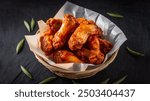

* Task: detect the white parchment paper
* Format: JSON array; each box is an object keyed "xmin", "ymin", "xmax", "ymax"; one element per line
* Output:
[{"xmin": 25, "ymin": 1, "xmax": 127, "ymax": 71}]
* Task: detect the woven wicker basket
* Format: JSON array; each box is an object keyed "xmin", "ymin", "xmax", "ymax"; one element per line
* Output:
[{"xmin": 34, "ymin": 31, "xmax": 119, "ymax": 79}]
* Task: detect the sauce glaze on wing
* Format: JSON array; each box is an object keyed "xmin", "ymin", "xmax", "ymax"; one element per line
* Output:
[
  {"xmin": 52, "ymin": 14, "xmax": 79, "ymax": 49},
  {"xmin": 40, "ymin": 19, "xmax": 62, "ymax": 55},
  {"xmin": 68, "ymin": 22, "xmax": 102, "ymax": 51},
  {"xmin": 53, "ymin": 50, "xmax": 83, "ymax": 63}
]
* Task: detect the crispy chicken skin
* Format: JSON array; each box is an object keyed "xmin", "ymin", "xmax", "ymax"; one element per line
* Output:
[
  {"xmin": 88, "ymin": 35, "xmax": 104, "ymax": 64},
  {"xmin": 90, "ymin": 50, "xmax": 104, "ymax": 64},
  {"xmin": 40, "ymin": 34, "xmax": 53, "ymax": 56},
  {"xmin": 68, "ymin": 23, "xmax": 102, "ymax": 51},
  {"xmin": 76, "ymin": 36, "xmax": 104, "ymax": 64},
  {"xmin": 99, "ymin": 38, "xmax": 113, "ymax": 54},
  {"xmin": 53, "ymin": 50, "xmax": 83, "ymax": 63},
  {"xmin": 53, "ymin": 14, "xmax": 79, "ymax": 49},
  {"xmin": 75, "ymin": 48, "xmax": 104, "ymax": 64},
  {"xmin": 76, "ymin": 18, "xmax": 95, "ymax": 24},
  {"xmin": 88, "ymin": 35, "xmax": 100, "ymax": 51},
  {"xmin": 40, "ymin": 19, "xmax": 62, "ymax": 55},
  {"xmin": 75, "ymin": 48, "xmax": 93, "ymax": 63},
  {"xmin": 46, "ymin": 18, "xmax": 62, "ymax": 34}
]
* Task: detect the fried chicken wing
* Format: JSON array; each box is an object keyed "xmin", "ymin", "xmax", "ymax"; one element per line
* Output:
[
  {"xmin": 53, "ymin": 50, "xmax": 83, "ymax": 63},
  {"xmin": 76, "ymin": 18, "xmax": 102, "ymax": 35},
  {"xmin": 88, "ymin": 35, "xmax": 100, "ymax": 51},
  {"xmin": 53, "ymin": 14, "xmax": 79, "ymax": 49},
  {"xmin": 99, "ymin": 38, "xmax": 113, "ymax": 54},
  {"xmin": 40, "ymin": 19, "xmax": 62, "ymax": 55},
  {"xmin": 68, "ymin": 23, "xmax": 102, "ymax": 51},
  {"xmin": 46, "ymin": 18, "xmax": 62, "ymax": 35},
  {"xmin": 40, "ymin": 34, "xmax": 53, "ymax": 56},
  {"xmin": 75, "ymin": 48, "xmax": 104, "ymax": 64},
  {"xmin": 75, "ymin": 36, "xmax": 112, "ymax": 64},
  {"xmin": 75, "ymin": 48, "xmax": 92, "ymax": 63},
  {"xmin": 87, "ymin": 35, "xmax": 104, "ymax": 64}
]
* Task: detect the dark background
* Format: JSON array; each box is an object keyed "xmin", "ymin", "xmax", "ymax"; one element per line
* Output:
[{"xmin": 0, "ymin": 0, "xmax": 150, "ymax": 84}]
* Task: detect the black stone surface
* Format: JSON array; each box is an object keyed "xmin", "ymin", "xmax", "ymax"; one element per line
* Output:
[{"xmin": 0, "ymin": 0, "xmax": 150, "ymax": 84}]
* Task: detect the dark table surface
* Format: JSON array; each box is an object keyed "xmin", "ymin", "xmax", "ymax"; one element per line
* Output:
[{"xmin": 0, "ymin": 0, "xmax": 150, "ymax": 84}]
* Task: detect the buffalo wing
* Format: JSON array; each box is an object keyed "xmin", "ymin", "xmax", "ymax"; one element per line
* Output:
[
  {"xmin": 40, "ymin": 19, "xmax": 62, "ymax": 55},
  {"xmin": 53, "ymin": 50, "xmax": 83, "ymax": 63},
  {"xmin": 53, "ymin": 14, "xmax": 79, "ymax": 49},
  {"xmin": 99, "ymin": 38, "xmax": 113, "ymax": 54},
  {"xmin": 76, "ymin": 36, "xmax": 104, "ymax": 64},
  {"xmin": 68, "ymin": 22, "xmax": 102, "ymax": 51}
]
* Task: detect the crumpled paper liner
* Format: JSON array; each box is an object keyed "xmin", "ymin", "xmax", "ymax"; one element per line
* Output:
[{"xmin": 25, "ymin": 1, "xmax": 127, "ymax": 71}]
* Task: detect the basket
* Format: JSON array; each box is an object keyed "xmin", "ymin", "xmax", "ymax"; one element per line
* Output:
[{"xmin": 34, "ymin": 31, "xmax": 119, "ymax": 79}]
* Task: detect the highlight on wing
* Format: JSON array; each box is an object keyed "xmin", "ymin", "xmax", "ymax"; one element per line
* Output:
[{"xmin": 39, "ymin": 14, "xmax": 113, "ymax": 64}]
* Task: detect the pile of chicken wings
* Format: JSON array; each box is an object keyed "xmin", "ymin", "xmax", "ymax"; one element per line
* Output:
[{"xmin": 40, "ymin": 14, "xmax": 112, "ymax": 64}]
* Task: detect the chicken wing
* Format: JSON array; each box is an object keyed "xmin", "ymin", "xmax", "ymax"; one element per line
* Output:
[
  {"xmin": 75, "ymin": 35, "xmax": 105, "ymax": 64},
  {"xmin": 53, "ymin": 50, "xmax": 83, "ymax": 63},
  {"xmin": 68, "ymin": 23, "xmax": 102, "ymax": 51},
  {"xmin": 75, "ymin": 48, "xmax": 104, "ymax": 64},
  {"xmin": 87, "ymin": 35, "xmax": 104, "ymax": 64},
  {"xmin": 40, "ymin": 34, "xmax": 53, "ymax": 56},
  {"xmin": 88, "ymin": 35, "xmax": 100, "ymax": 51},
  {"xmin": 40, "ymin": 19, "xmax": 62, "ymax": 55},
  {"xmin": 79, "ymin": 36, "xmax": 113, "ymax": 64},
  {"xmin": 46, "ymin": 18, "xmax": 62, "ymax": 35},
  {"xmin": 99, "ymin": 38, "xmax": 113, "ymax": 54},
  {"xmin": 53, "ymin": 14, "xmax": 79, "ymax": 49},
  {"xmin": 76, "ymin": 18, "xmax": 102, "ymax": 35}
]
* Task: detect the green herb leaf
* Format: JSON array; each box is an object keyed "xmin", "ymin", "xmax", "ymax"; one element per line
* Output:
[
  {"xmin": 39, "ymin": 77, "xmax": 56, "ymax": 84},
  {"xmin": 100, "ymin": 78, "xmax": 110, "ymax": 84},
  {"xmin": 30, "ymin": 18, "xmax": 35, "ymax": 31},
  {"xmin": 72, "ymin": 80, "xmax": 79, "ymax": 84},
  {"xmin": 127, "ymin": 47, "xmax": 144, "ymax": 57},
  {"xmin": 112, "ymin": 75, "xmax": 127, "ymax": 84},
  {"xmin": 107, "ymin": 12, "xmax": 124, "ymax": 18},
  {"xmin": 20, "ymin": 65, "xmax": 33, "ymax": 79},
  {"xmin": 16, "ymin": 38, "xmax": 25, "ymax": 54},
  {"xmin": 24, "ymin": 20, "xmax": 30, "ymax": 32}
]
